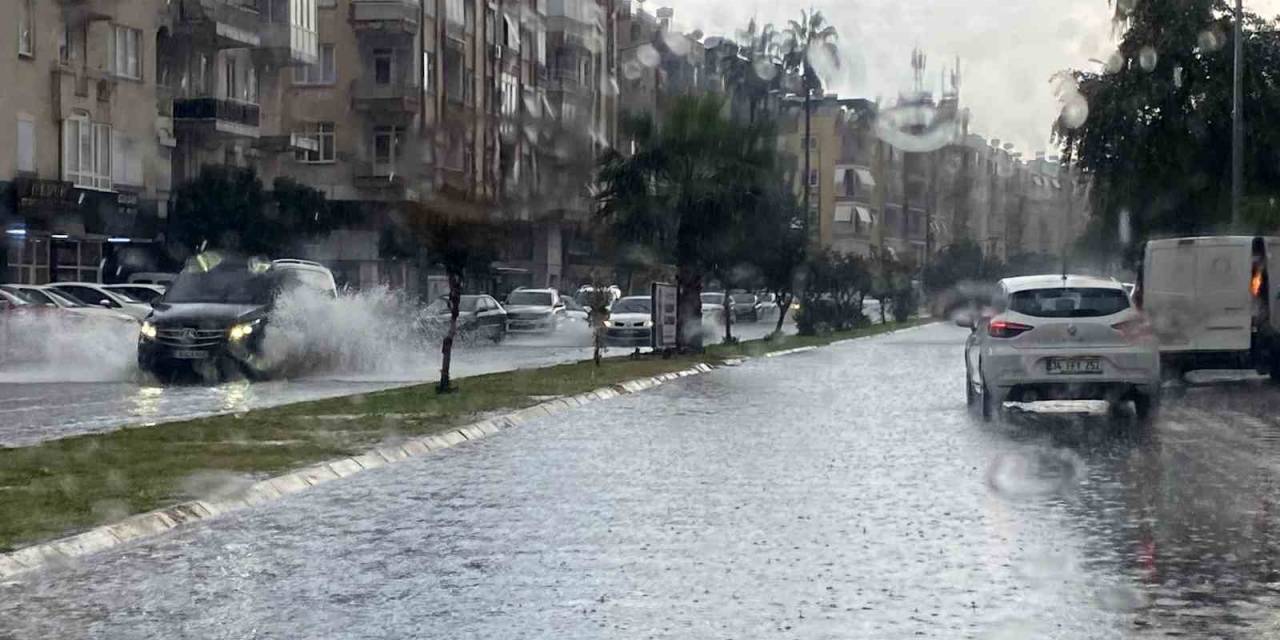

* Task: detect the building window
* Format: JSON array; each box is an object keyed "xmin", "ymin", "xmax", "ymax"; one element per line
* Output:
[
  {"xmin": 485, "ymin": 8, "xmax": 496, "ymax": 44},
  {"xmin": 18, "ymin": 0, "xmax": 34, "ymax": 57},
  {"xmin": 16, "ymin": 117, "xmax": 35, "ymax": 174},
  {"xmin": 62, "ymin": 116, "xmax": 112, "ymax": 190},
  {"xmin": 224, "ymin": 57, "xmax": 237, "ymax": 100},
  {"xmin": 111, "ymin": 26, "xmax": 141, "ymax": 79},
  {"xmin": 373, "ymin": 49, "xmax": 393, "ymax": 84},
  {"xmin": 60, "ymin": 24, "xmax": 85, "ymax": 65},
  {"xmin": 297, "ymin": 122, "xmax": 335, "ymax": 163},
  {"xmin": 464, "ymin": 0, "xmax": 475, "ymax": 33},
  {"xmin": 843, "ymin": 169, "xmax": 856, "ymax": 197},
  {"xmin": 7, "ymin": 237, "xmax": 50, "ymax": 285},
  {"xmin": 294, "ymin": 43, "xmax": 335, "ymax": 84},
  {"xmin": 464, "ymin": 69, "xmax": 475, "ymax": 105},
  {"xmin": 110, "ymin": 131, "xmax": 144, "ymax": 186},
  {"xmin": 808, "ymin": 169, "xmax": 819, "ymax": 187},
  {"xmin": 372, "ymin": 125, "xmax": 404, "ymax": 174}
]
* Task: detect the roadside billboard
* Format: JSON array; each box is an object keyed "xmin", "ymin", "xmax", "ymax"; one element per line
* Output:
[{"xmin": 652, "ymin": 282, "xmax": 678, "ymax": 350}]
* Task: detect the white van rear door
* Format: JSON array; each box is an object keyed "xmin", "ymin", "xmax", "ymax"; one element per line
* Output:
[
  {"xmin": 1266, "ymin": 237, "xmax": 1280, "ymax": 326},
  {"xmin": 1144, "ymin": 240, "xmax": 1198, "ymax": 349},
  {"xmin": 1193, "ymin": 238, "xmax": 1252, "ymax": 352}
]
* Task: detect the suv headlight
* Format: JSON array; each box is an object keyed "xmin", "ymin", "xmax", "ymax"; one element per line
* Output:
[
  {"xmin": 139, "ymin": 321, "xmax": 157, "ymax": 340},
  {"xmin": 228, "ymin": 319, "xmax": 261, "ymax": 341}
]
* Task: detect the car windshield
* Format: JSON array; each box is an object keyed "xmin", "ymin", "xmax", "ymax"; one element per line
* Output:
[
  {"xmin": 1, "ymin": 287, "xmax": 45, "ymax": 305},
  {"xmin": 426, "ymin": 297, "xmax": 479, "ymax": 314},
  {"xmin": 507, "ymin": 291, "xmax": 553, "ymax": 306},
  {"xmin": 564, "ymin": 298, "xmax": 585, "ymax": 312},
  {"xmin": 612, "ymin": 298, "xmax": 651, "ymax": 314},
  {"xmin": 1008, "ymin": 287, "xmax": 1130, "ymax": 318},
  {"xmin": 732, "ymin": 294, "xmax": 755, "ymax": 303},
  {"xmin": 162, "ymin": 267, "xmax": 280, "ymax": 305},
  {"xmin": 114, "ymin": 287, "xmax": 162, "ymax": 303},
  {"xmin": 42, "ymin": 289, "xmax": 87, "ymax": 308},
  {"xmin": 701, "ymin": 293, "xmax": 725, "ymax": 305}
]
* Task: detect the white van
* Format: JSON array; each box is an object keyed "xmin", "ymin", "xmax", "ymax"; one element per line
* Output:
[{"xmin": 1139, "ymin": 236, "xmax": 1279, "ymax": 377}]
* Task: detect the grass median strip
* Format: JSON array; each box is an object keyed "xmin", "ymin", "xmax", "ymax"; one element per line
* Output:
[{"xmin": 0, "ymin": 319, "xmax": 929, "ymax": 553}]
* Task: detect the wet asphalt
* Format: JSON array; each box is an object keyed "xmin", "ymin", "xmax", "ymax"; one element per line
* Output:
[{"xmin": 4, "ymin": 323, "xmax": 1280, "ymax": 638}]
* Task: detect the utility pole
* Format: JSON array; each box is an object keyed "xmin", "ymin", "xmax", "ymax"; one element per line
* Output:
[{"xmin": 1231, "ymin": 0, "xmax": 1244, "ymax": 230}]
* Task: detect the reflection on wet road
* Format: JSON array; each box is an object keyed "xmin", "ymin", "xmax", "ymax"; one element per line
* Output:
[
  {"xmin": 0, "ymin": 322, "xmax": 786, "ymax": 447},
  {"xmin": 5, "ymin": 323, "xmax": 1280, "ymax": 638}
]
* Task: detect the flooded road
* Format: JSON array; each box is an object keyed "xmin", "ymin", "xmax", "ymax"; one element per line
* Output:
[
  {"xmin": 0, "ymin": 321, "xmax": 786, "ymax": 447},
  {"xmin": 5, "ymin": 323, "xmax": 1280, "ymax": 638}
]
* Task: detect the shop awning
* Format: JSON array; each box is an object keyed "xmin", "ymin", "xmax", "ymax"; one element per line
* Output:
[{"xmin": 854, "ymin": 206, "xmax": 874, "ymax": 224}]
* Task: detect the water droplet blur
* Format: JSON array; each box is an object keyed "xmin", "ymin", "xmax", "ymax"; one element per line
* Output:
[
  {"xmin": 1116, "ymin": 0, "xmax": 1137, "ymax": 15},
  {"xmin": 1095, "ymin": 583, "xmax": 1149, "ymax": 612},
  {"xmin": 91, "ymin": 499, "xmax": 131, "ymax": 524},
  {"xmin": 874, "ymin": 103, "xmax": 963, "ymax": 153},
  {"xmin": 1173, "ymin": 64, "xmax": 1184, "ymax": 88},
  {"xmin": 985, "ymin": 449, "xmax": 1084, "ymax": 500},
  {"xmin": 1139, "ymin": 46, "xmax": 1158, "ymax": 72},
  {"xmin": 752, "ymin": 58, "xmax": 777, "ymax": 82},
  {"xmin": 636, "ymin": 44, "xmax": 660, "ymax": 69},
  {"xmin": 622, "ymin": 59, "xmax": 643, "ymax": 81},
  {"xmin": 1197, "ymin": 29, "xmax": 1225, "ymax": 53},
  {"xmin": 660, "ymin": 31, "xmax": 690, "ymax": 58},
  {"xmin": 1119, "ymin": 208, "xmax": 1132, "ymax": 244},
  {"xmin": 1059, "ymin": 92, "xmax": 1089, "ymax": 130},
  {"xmin": 805, "ymin": 43, "xmax": 839, "ymax": 86}
]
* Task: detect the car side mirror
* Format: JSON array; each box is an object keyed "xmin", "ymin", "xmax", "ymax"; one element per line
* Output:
[{"xmin": 99, "ymin": 299, "xmax": 114, "ymax": 308}]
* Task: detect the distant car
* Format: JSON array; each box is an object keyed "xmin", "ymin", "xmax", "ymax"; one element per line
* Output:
[
  {"xmin": 756, "ymin": 292, "xmax": 781, "ymax": 323},
  {"xmin": 730, "ymin": 292, "xmax": 759, "ymax": 322},
  {"xmin": 963, "ymin": 274, "xmax": 1160, "ymax": 421},
  {"xmin": 504, "ymin": 288, "xmax": 565, "ymax": 334},
  {"xmin": 700, "ymin": 292, "xmax": 727, "ymax": 324},
  {"xmin": 605, "ymin": 296, "xmax": 653, "ymax": 347},
  {"xmin": 422, "ymin": 294, "xmax": 507, "ymax": 343},
  {"xmin": 3, "ymin": 285, "xmax": 136, "ymax": 324},
  {"xmin": 104, "ymin": 283, "xmax": 166, "ymax": 304},
  {"xmin": 46, "ymin": 282, "xmax": 152, "ymax": 321},
  {"xmin": 137, "ymin": 257, "xmax": 338, "ymax": 379}
]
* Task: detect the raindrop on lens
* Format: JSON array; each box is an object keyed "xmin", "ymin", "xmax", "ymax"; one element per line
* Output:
[
  {"xmin": 622, "ymin": 59, "xmax": 643, "ymax": 80},
  {"xmin": 1104, "ymin": 51, "xmax": 1124, "ymax": 73},
  {"xmin": 1172, "ymin": 64, "xmax": 1183, "ymax": 88},
  {"xmin": 1116, "ymin": 0, "xmax": 1137, "ymax": 14},
  {"xmin": 752, "ymin": 58, "xmax": 777, "ymax": 82},
  {"xmin": 661, "ymin": 31, "xmax": 690, "ymax": 57},
  {"xmin": 1119, "ymin": 208, "xmax": 1132, "ymax": 245},
  {"xmin": 1138, "ymin": 46, "xmax": 1157, "ymax": 72},
  {"xmin": 1197, "ymin": 29, "xmax": 1223, "ymax": 53},
  {"xmin": 636, "ymin": 44, "xmax": 660, "ymax": 68},
  {"xmin": 1059, "ymin": 93, "xmax": 1089, "ymax": 129}
]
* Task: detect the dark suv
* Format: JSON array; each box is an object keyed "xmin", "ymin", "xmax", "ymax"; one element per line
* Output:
[{"xmin": 137, "ymin": 257, "xmax": 336, "ymax": 380}]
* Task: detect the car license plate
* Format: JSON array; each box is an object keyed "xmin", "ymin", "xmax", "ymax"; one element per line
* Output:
[
  {"xmin": 1046, "ymin": 357, "xmax": 1102, "ymax": 374},
  {"xmin": 172, "ymin": 349, "xmax": 209, "ymax": 360}
]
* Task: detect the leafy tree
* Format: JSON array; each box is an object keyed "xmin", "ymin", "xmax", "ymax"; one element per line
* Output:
[
  {"xmin": 170, "ymin": 167, "xmax": 348, "ymax": 260},
  {"xmin": 1055, "ymin": 0, "xmax": 1280, "ymax": 263},
  {"xmin": 411, "ymin": 209, "xmax": 504, "ymax": 393},
  {"xmin": 922, "ymin": 239, "xmax": 991, "ymax": 293},
  {"xmin": 783, "ymin": 10, "xmax": 839, "ymax": 229},
  {"xmin": 597, "ymin": 95, "xmax": 778, "ymax": 351},
  {"xmin": 748, "ymin": 188, "xmax": 807, "ymax": 334}
]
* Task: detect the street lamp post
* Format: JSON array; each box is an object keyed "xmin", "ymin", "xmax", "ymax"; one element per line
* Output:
[{"xmin": 1232, "ymin": 0, "xmax": 1244, "ymax": 230}]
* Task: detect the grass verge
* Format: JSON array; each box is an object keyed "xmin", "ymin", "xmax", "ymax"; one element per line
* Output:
[{"xmin": 0, "ymin": 318, "xmax": 930, "ymax": 552}]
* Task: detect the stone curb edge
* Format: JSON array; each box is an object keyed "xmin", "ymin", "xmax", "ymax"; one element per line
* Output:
[
  {"xmin": 0, "ymin": 362, "xmax": 716, "ymax": 581},
  {"xmin": 0, "ymin": 321, "xmax": 935, "ymax": 580}
]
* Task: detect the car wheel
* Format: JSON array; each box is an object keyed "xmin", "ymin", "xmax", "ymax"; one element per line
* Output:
[
  {"xmin": 979, "ymin": 370, "xmax": 999, "ymax": 422},
  {"xmin": 1269, "ymin": 349, "xmax": 1280, "ymax": 383},
  {"xmin": 965, "ymin": 361, "xmax": 977, "ymax": 407},
  {"xmin": 492, "ymin": 325, "xmax": 506, "ymax": 344},
  {"xmin": 1133, "ymin": 391, "xmax": 1160, "ymax": 422}
]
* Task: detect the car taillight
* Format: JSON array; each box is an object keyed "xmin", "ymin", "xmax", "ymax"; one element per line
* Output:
[
  {"xmin": 988, "ymin": 320, "xmax": 1033, "ymax": 338},
  {"xmin": 1112, "ymin": 317, "xmax": 1154, "ymax": 340},
  {"xmin": 1252, "ymin": 265, "xmax": 1264, "ymax": 298}
]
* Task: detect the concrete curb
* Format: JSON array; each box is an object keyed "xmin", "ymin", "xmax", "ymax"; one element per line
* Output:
[
  {"xmin": 0, "ymin": 323, "xmax": 932, "ymax": 581},
  {"xmin": 0, "ymin": 363, "xmax": 715, "ymax": 581}
]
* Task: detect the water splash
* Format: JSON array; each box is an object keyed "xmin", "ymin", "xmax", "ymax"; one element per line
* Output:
[{"xmin": 0, "ymin": 311, "xmax": 140, "ymax": 383}]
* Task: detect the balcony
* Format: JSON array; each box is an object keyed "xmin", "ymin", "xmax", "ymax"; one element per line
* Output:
[
  {"xmin": 353, "ymin": 162, "xmax": 418, "ymax": 200},
  {"xmin": 350, "ymin": 0, "xmax": 419, "ymax": 35},
  {"xmin": 173, "ymin": 97, "xmax": 260, "ymax": 137},
  {"xmin": 175, "ymin": 0, "xmax": 263, "ymax": 49},
  {"xmin": 58, "ymin": 0, "xmax": 116, "ymax": 22},
  {"xmin": 352, "ymin": 78, "xmax": 421, "ymax": 116},
  {"xmin": 259, "ymin": 20, "xmax": 318, "ymax": 65}
]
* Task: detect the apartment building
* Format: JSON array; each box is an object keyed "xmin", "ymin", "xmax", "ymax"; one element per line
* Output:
[{"xmin": 2, "ymin": 0, "xmax": 173, "ymax": 284}]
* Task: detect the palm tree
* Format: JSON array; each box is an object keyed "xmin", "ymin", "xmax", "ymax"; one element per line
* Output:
[
  {"xmin": 597, "ymin": 95, "xmax": 777, "ymax": 351},
  {"xmin": 783, "ymin": 9, "xmax": 839, "ymax": 239}
]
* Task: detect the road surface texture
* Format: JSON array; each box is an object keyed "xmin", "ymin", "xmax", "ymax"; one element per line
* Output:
[
  {"xmin": 6, "ymin": 323, "xmax": 1279, "ymax": 638},
  {"xmin": 0, "ymin": 320, "xmax": 786, "ymax": 448}
]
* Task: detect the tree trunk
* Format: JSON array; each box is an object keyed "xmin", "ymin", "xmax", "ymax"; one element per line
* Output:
[
  {"xmin": 773, "ymin": 293, "xmax": 791, "ymax": 334},
  {"xmin": 803, "ymin": 91, "xmax": 813, "ymax": 243},
  {"xmin": 438, "ymin": 270, "xmax": 462, "ymax": 393},
  {"xmin": 676, "ymin": 264, "xmax": 704, "ymax": 352}
]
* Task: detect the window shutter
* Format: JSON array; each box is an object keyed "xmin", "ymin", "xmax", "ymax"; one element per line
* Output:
[
  {"xmin": 17, "ymin": 119, "xmax": 35, "ymax": 173},
  {"xmin": 112, "ymin": 130, "xmax": 126, "ymax": 184},
  {"xmin": 62, "ymin": 120, "xmax": 75, "ymax": 181}
]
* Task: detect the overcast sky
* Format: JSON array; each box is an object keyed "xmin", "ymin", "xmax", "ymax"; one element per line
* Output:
[{"xmin": 652, "ymin": 0, "xmax": 1280, "ymax": 157}]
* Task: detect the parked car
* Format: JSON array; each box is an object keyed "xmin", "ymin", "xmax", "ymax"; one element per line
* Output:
[
  {"xmin": 2, "ymin": 285, "xmax": 136, "ymax": 324},
  {"xmin": 604, "ymin": 296, "xmax": 653, "ymax": 347},
  {"xmin": 756, "ymin": 292, "xmax": 782, "ymax": 323},
  {"xmin": 104, "ymin": 283, "xmax": 166, "ymax": 304},
  {"xmin": 504, "ymin": 288, "xmax": 565, "ymax": 334},
  {"xmin": 701, "ymin": 292, "xmax": 727, "ymax": 324},
  {"xmin": 126, "ymin": 272, "xmax": 177, "ymax": 286},
  {"xmin": 562, "ymin": 297, "xmax": 590, "ymax": 324},
  {"xmin": 731, "ymin": 292, "xmax": 760, "ymax": 322},
  {"xmin": 962, "ymin": 274, "xmax": 1160, "ymax": 421},
  {"xmin": 1138, "ymin": 235, "xmax": 1280, "ymax": 378},
  {"xmin": 46, "ymin": 282, "xmax": 152, "ymax": 321},
  {"xmin": 422, "ymin": 294, "xmax": 507, "ymax": 343},
  {"xmin": 137, "ymin": 257, "xmax": 338, "ymax": 379}
]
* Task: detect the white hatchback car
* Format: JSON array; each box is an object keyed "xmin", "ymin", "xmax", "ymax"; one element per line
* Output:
[{"xmin": 963, "ymin": 275, "xmax": 1161, "ymax": 421}]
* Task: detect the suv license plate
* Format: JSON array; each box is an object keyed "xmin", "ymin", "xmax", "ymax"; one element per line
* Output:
[
  {"xmin": 172, "ymin": 349, "xmax": 209, "ymax": 360},
  {"xmin": 1046, "ymin": 357, "xmax": 1102, "ymax": 375}
]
